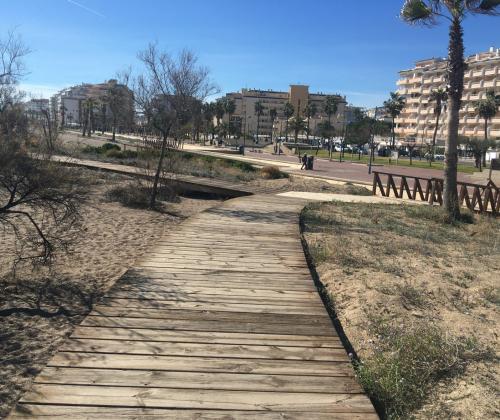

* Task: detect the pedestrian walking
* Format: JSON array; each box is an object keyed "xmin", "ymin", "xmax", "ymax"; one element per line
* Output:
[{"xmin": 301, "ymin": 153, "xmax": 308, "ymax": 170}]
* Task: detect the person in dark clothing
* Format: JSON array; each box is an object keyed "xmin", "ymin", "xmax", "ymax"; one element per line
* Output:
[
  {"xmin": 307, "ymin": 155, "xmax": 314, "ymax": 170},
  {"xmin": 301, "ymin": 154, "xmax": 308, "ymax": 170}
]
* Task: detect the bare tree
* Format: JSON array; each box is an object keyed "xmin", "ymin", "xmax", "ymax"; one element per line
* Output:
[
  {"xmin": 0, "ymin": 31, "xmax": 30, "ymax": 141},
  {"xmin": 0, "ymin": 141, "xmax": 87, "ymax": 267},
  {"xmin": 134, "ymin": 44, "xmax": 218, "ymax": 208},
  {"xmin": 0, "ymin": 30, "xmax": 30, "ymax": 83},
  {"xmin": 0, "ymin": 31, "xmax": 87, "ymax": 266}
]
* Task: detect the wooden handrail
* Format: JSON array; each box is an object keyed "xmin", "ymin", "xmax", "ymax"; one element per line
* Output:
[{"xmin": 372, "ymin": 171, "xmax": 499, "ymax": 216}]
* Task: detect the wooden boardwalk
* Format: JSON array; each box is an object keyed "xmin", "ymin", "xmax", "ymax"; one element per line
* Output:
[{"xmin": 10, "ymin": 194, "xmax": 377, "ymax": 419}]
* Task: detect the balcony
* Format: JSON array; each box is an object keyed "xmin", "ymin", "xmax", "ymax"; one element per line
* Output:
[
  {"xmin": 406, "ymin": 97, "xmax": 420, "ymax": 104},
  {"xmin": 483, "ymin": 80, "xmax": 497, "ymax": 89},
  {"xmin": 485, "ymin": 68, "xmax": 498, "ymax": 77},
  {"xmin": 409, "ymin": 77, "xmax": 422, "ymax": 84}
]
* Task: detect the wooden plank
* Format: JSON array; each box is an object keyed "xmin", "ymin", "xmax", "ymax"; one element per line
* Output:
[
  {"xmin": 48, "ymin": 352, "xmax": 353, "ymax": 376},
  {"xmin": 34, "ymin": 367, "xmax": 363, "ymax": 393},
  {"xmin": 20, "ymin": 384, "xmax": 375, "ymax": 413},
  {"xmin": 111, "ymin": 285, "xmax": 321, "ymax": 300},
  {"xmin": 104, "ymin": 291, "xmax": 322, "ymax": 307},
  {"xmin": 98, "ymin": 298, "xmax": 326, "ymax": 315},
  {"xmin": 11, "ymin": 405, "xmax": 378, "ymax": 419},
  {"xmin": 71, "ymin": 327, "xmax": 343, "ymax": 347},
  {"xmin": 91, "ymin": 306, "xmax": 332, "ymax": 327},
  {"xmin": 59, "ymin": 339, "xmax": 346, "ymax": 361},
  {"xmin": 81, "ymin": 316, "xmax": 336, "ymax": 336},
  {"xmin": 118, "ymin": 277, "xmax": 316, "ymax": 292}
]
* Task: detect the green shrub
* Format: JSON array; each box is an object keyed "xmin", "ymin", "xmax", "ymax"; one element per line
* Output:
[
  {"xmin": 82, "ymin": 143, "xmax": 121, "ymax": 155},
  {"xmin": 100, "ymin": 142, "xmax": 121, "ymax": 152},
  {"xmin": 344, "ymin": 182, "xmax": 372, "ymax": 196},
  {"xmin": 81, "ymin": 145, "xmax": 100, "ymax": 154},
  {"xmin": 106, "ymin": 184, "xmax": 151, "ymax": 208},
  {"xmin": 260, "ymin": 165, "xmax": 287, "ymax": 179},
  {"xmin": 106, "ymin": 182, "xmax": 177, "ymax": 209},
  {"xmin": 105, "ymin": 149, "xmax": 138, "ymax": 159},
  {"xmin": 356, "ymin": 322, "xmax": 491, "ymax": 419},
  {"xmin": 229, "ymin": 160, "xmax": 256, "ymax": 172}
]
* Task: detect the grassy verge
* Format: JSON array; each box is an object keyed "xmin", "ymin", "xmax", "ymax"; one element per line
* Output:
[
  {"xmin": 79, "ymin": 144, "xmax": 261, "ymax": 182},
  {"xmin": 302, "ymin": 202, "xmax": 499, "ymax": 419},
  {"xmin": 296, "ymin": 149, "xmax": 479, "ymax": 174}
]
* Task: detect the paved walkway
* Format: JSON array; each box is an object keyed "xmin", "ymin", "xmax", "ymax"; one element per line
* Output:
[
  {"xmin": 63, "ymin": 131, "xmax": 489, "ymax": 186},
  {"xmin": 10, "ymin": 194, "xmax": 377, "ymax": 419}
]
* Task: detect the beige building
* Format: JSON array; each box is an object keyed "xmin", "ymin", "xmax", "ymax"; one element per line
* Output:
[
  {"xmin": 395, "ymin": 47, "xmax": 500, "ymax": 143},
  {"xmin": 51, "ymin": 81, "xmax": 133, "ymax": 128},
  {"xmin": 220, "ymin": 85, "xmax": 346, "ymax": 139}
]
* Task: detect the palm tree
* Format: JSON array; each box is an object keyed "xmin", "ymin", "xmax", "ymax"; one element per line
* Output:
[
  {"xmin": 283, "ymin": 102, "xmax": 294, "ymax": 142},
  {"xmin": 289, "ymin": 116, "xmax": 307, "ymax": 144},
  {"xmin": 202, "ymin": 102, "xmax": 214, "ymax": 144},
  {"xmin": 316, "ymin": 120, "xmax": 334, "ymax": 156},
  {"xmin": 304, "ymin": 102, "xmax": 318, "ymax": 142},
  {"xmin": 429, "ymin": 88, "xmax": 448, "ymax": 166},
  {"xmin": 224, "ymin": 98, "xmax": 236, "ymax": 138},
  {"xmin": 476, "ymin": 90, "xmax": 500, "ymax": 165},
  {"xmin": 214, "ymin": 99, "xmax": 225, "ymax": 127},
  {"xmin": 383, "ymin": 91, "xmax": 405, "ymax": 149},
  {"xmin": 401, "ymin": 0, "xmax": 499, "ymax": 220},
  {"xmin": 323, "ymin": 96, "xmax": 340, "ymax": 157},
  {"xmin": 254, "ymin": 101, "xmax": 265, "ymax": 143},
  {"xmin": 269, "ymin": 108, "xmax": 277, "ymax": 145}
]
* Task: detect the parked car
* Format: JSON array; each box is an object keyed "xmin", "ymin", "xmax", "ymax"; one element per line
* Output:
[{"xmin": 424, "ymin": 153, "xmax": 445, "ymax": 161}]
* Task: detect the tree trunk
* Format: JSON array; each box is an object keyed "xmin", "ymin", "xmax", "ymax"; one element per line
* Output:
[
  {"xmin": 431, "ymin": 110, "xmax": 440, "ymax": 166},
  {"xmin": 112, "ymin": 116, "xmax": 117, "ymax": 142},
  {"xmin": 306, "ymin": 117, "xmax": 310, "ymax": 142},
  {"xmin": 150, "ymin": 130, "xmax": 169, "ymax": 209},
  {"xmin": 482, "ymin": 118, "xmax": 488, "ymax": 167},
  {"xmin": 391, "ymin": 116, "xmax": 395, "ymax": 149},
  {"xmin": 443, "ymin": 17, "xmax": 463, "ymax": 220},
  {"xmin": 285, "ymin": 121, "xmax": 288, "ymax": 142}
]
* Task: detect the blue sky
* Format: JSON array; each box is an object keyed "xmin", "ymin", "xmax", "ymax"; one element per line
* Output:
[{"xmin": 4, "ymin": 0, "xmax": 499, "ymax": 107}]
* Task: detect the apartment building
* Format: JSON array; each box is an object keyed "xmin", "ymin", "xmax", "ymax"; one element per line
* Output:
[
  {"xmin": 395, "ymin": 47, "xmax": 500, "ymax": 142},
  {"xmin": 219, "ymin": 85, "xmax": 346, "ymax": 139},
  {"xmin": 51, "ymin": 81, "xmax": 133, "ymax": 127}
]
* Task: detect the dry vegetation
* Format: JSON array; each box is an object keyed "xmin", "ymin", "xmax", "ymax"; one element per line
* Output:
[
  {"xmin": 302, "ymin": 202, "xmax": 499, "ymax": 419},
  {"xmin": 0, "ymin": 169, "xmax": 217, "ymax": 418}
]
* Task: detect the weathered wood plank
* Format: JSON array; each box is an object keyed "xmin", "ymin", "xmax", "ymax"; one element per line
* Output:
[
  {"xmin": 60, "ymin": 339, "xmax": 345, "ymax": 361},
  {"xmin": 70, "ymin": 327, "xmax": 343, "ymax": 347},
  {"xmin": 20, "ymin": 384, "xmax": 375, "ymax": 412},
  {"xmin": 48, "ymin": 352, "xmax": 353, "ymax": 376},
  {"xmin": 91, "ymin": 306, "xmax": 331, "ymax": 327},
  {"xmin": 82, "ymin": 316, "xmax": 336, "ymax": 336},
  {"xmin": 98, "ymin": 298, "xmax": 326, "ymax": 315},
  {"xmin": 34, "ymin": 367, "xmax": 363, "ymax": 393},
  {"xmin": 11, "ymin": 405, "xmax": 378, "ymax": 419}
]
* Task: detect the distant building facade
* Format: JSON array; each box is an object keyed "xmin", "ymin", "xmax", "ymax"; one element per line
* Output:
[
  {"xmin": 395, "ymin": 47, "xmax": 500, "ymax": 142},
  {"xmin": 51, "ymin": 81, "xmax": 133, "ymax": 129},
  {"xmin": 218, "ymin": 85, "xmax": 347, "ymax": 139},
  {"xmin": 24, "ymin": 98, "xmax": 50, "ymax": 121}
]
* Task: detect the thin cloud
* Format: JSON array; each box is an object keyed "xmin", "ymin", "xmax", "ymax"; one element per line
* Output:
[{"xmin": 67, "ymin": 0, "xmax": 105, "ymax": 18}]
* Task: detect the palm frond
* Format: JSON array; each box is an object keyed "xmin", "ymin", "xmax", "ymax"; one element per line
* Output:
[
  {"xmin": 465, "ymin": 0, "xmax": 500, "ymax": 15},
  {"xmin": 401, "ymin": 0, "xmax": 436, "ymax": 25}
]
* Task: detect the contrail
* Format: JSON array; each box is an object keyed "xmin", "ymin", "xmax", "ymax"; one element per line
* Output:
[{"xmin": 67, "ymin": 0, "xmax": 105, "ymax": 18}]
